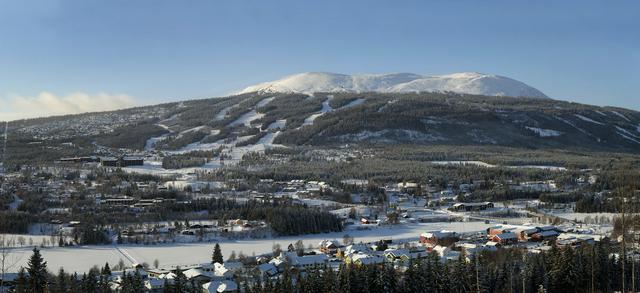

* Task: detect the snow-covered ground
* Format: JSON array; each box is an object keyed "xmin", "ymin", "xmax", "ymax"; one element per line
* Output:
[
  {"xmin": 551, "ymin": 212, "xmax": 619, "ymax": 223},
  {"xmin": 127, "ymin": 130, "xmax": 286, "ymax": 176},
  {"xmin": 507, "ymin": 165, "xmax": 567, "ymax": 171},
  {"xmin": 615, "ymin": 126, "xmax": 640, "ymax": 144},
  {"xmin": 144, "ymin": 134, "xmax": 170, "ymax": 151},
  {"xmin": 339, "ymin": 98, "xmax": 365, "ymax": 109},
  {"xmin": 301, "ymin": 96, "xmax": 334, "ymax": 127},
  {"xmin": 429, "ymin": 161, "xmax": 566, "ymax": 171},
  {"xmin": 430, "ymin": 161, "xmax": 497, "ymax": 168},
  {"xmin": 228, "ymin": 110, "xmax": 265, "ymax": 127},
  {"xmin": 5, "ymin": 221, "xmax": 493, "ymax": 273},
  {"xmin": 611, "ymin": 111, "xmax": 631, "ymax": 122},
  {"xmin": 556, "ymin": 116, "xmax": 595, "ymax": 139},
  {"xmin": 574, "ymin": 114, "xmax": 604, "ymax": 125},
  {"xmin": 267, "ymin": 120, "xmax": 286, "ymax": 130},
  {"xmin": 237, "ymin": 72, "xmax": 549, "ymax": 99},
  {"xmin": 525, "ymin": 126, "xmax": 562, "ymax": 137},
  {"xmin": 215, "ymin": 105, "xmax": 235, "ymax": 121}
]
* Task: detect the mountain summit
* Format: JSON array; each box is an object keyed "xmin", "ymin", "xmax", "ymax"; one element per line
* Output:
[{"xmin": 238, "ymin": 72, "xmax": 549, "ymax": 99}]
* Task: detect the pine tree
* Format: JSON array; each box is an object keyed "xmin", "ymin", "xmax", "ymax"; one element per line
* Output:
[
  {"xmin": 27, "ymin": 247, "xmax": 48, "ymax": 293},
  {"xmin": 174, "ymin": 267, "xmax": 188, "ymax": 293},
  {"xmin": 376, "ymin": 263, "xmax": 397, "ymax": 293},
  {"xmin": 132, "ymin": 270, "xmax": 145, "ymax": 293},
  {"xmin": 321, "ymin": 264, "xmax": 337, "ymax": 293},
  {"xmin": 101, "ymin": 262, "xmax": 111, "ymax": 276},
  {"xmin": 54, "ymin": 267, "xmax": 68, "ymax": 293},
  {"xmin": 70, "ymin": 273, "xmax": 80, "ymax": 293},
  {"xmin": 212, "ymin": 243, "xmax": 224, "ymax": 264}
]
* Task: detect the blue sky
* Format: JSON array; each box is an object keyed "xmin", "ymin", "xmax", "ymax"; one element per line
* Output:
[{"xmin": 0, "ymin": 0, "xmax": 638, "ymax": 120}]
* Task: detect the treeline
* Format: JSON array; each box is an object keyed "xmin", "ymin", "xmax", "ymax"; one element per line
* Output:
[
  {"xmin": 2, "ymin": 196, "xmax": 343, "ymax": 236},
  {"xmin": 156, "ymin": 130, "xmax": 208, "ymax": 150},
  {"xmin": 463, "ymin": 189, "xmax": 542, "ymax": 202},
  {"xmin": 0, "ymin": 211, "xmax": 33, "ymax": 233},
  {"xmin": 250, "ymin": 241, "xmax": 634, "ymax": 293},
  {"xmin": 170, "ymin": 199, "xmax": 343, "ymax": 236},
  {"xmin": 94, "ymin": 121, "xmax": 167, "ymax": 150},
  {"xmin": 162, "ymin": 154, "xmax": 208, "ymax": 169}
]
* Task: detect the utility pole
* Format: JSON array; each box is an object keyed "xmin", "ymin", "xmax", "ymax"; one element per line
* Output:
[
  {"xmin": 591, "ymin": 244, "xmax": 595, "ymax": 293},
  {"xmin": 631, "ymin": 179, "xmax": 637, "ymax": 293},
  {"xmin": 621, "ymin": 188, "xmax": 627, "ymax": 293},
  {"xmin": 523, "ymin": 252, "xmax": 527, "ymax": 293},
  {"xmin": 476, "ymin": 251, "xmax": 481, "ymax": 293}
]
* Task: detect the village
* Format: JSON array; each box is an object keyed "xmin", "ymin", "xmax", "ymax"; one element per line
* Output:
[{"xmin": 1, "ymin": 154, "xmax": 625, "ymax": 293}]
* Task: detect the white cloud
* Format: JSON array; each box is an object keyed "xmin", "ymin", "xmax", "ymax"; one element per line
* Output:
[{"xmin": 0, "ymin": 92, "xmax": 137, "ymax": 121}]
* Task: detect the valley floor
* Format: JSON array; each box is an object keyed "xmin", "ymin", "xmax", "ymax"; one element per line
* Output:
[{"xmin": 5, "ymin": 221, "xmax": 493, "ymax": 273}]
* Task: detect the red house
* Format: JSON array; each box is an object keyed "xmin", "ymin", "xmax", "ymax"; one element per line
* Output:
[{"xmin": 491, "ymin": 232, "xmax": 518, "ymax": 245}]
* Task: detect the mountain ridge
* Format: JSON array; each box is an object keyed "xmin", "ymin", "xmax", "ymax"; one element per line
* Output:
[{"xmin": 238, "ymin": 72, "xmax": 549, "ymax": 99}]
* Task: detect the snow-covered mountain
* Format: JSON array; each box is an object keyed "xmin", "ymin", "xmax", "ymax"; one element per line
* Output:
[{"xmin": 238, "ymin": 72, "xmax": 549, "ymax": 99}]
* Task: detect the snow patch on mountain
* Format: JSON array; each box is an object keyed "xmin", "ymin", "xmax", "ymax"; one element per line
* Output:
[
  {"xmin": 300, "ymin": 96, "xmax": 334, "ymax": 127},
  {"xmin": 574, "ymin": 114, "xmax": 604, "ymax": 125},
  {"xmin": 215, "ymin": 105, "xmax": 235, "ymax": 121},
  {"xmin": 525, "ymin": 126, "xmax": 562, "ymax": 137},
  {"xmin": 556, "ymin": 116, "xmax": 597, "ymax": 140},
  {"xmin": 239, "ymin": 72, "xmax": 548, "ymax": 99},
  {"xmin": 267, "ymin": 119, "xmax": 286, "ymax": 130},
  {"xmin": 339, "ymin": 98, "xmax": 365, "ymax": 109},
  {"xmin": 595, "ymin": 110, "xmax": 607, "ymax": 117},
  {"xmin": 229, "ymin": 110, "xmax": 264, "ymax": 127},
  {"xmin": 611, "ymin": 111, "xmax": 631, "ymax": 122},
  {"xmin": 618, "ymin": 132, "xmax": 640, "ymax": 144},
  {"xmin": 616, "ymin": 126, "xmax": 639, "ymax": 140}
]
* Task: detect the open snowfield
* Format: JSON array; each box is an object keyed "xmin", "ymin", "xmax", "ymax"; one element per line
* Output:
[
  {"xmin": 551, "ymin": 212, "xmax": 621, "ymax": 222},
  {"xmin": 429, "ymin": 160, "xmax": 567, "ymax": 171},
  {"xmin": 5, "ymin": 221, "xmax": 492, "ymax": 273}
]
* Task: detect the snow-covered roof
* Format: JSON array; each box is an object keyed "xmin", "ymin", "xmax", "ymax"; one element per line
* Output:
[
  {"xmin": 257, "ymin": 263, "xmax": 279, "ymax": 276},
  {"xmin": 351, "ymin": 253, "xmax": 386, "ymax": 265},
  {"xmin": 289, "ymin": 254, "xmax": 328, "ymax": 267},
  {"xmin": 421, "ymin": 230, "xmax": 458, "ymax": 239},
  {"xmin": 202, "ymin": 280, "xmax": 238, "ymax": 293},
  {"xmin": 535, "ymin": 230, "xmax": 560, "ymax": 237},
  {"xmin": 183, "ymin": 268, "xmax": 211, "ymax": 279}
]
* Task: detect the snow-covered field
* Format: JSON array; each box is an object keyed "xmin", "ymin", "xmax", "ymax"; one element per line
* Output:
[{"xmin": 5, "ymin": 221, "xmax": 492, "ymax": 273}]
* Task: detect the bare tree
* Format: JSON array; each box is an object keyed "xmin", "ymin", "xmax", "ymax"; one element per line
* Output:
[{"xmin": 1, "ymin": 235, "xmax": 22, "ymax": 290}]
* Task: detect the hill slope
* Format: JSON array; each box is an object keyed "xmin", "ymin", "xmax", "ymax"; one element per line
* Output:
[{"xmin": 4, "ymin": 91, "xmax": 640, "ymax": 168}]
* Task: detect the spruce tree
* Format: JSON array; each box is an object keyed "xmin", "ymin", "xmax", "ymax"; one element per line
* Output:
[
  {"xmin": 27, "ymin": 247, "xmax": 48, "ymax": 293},
  {"xmin": 101, "ymin": 262, "xmax": 111, "ymax": 276},
  {"xmin": 173, "ymin": 267, "xmax": 188, "ymax": 293},
  {"xmin": 212, "ymin": 243, "xmax": 224, "ymax": 264},
  {"xmin": 54, "ymin": 267, "xmax": 68, "ymax": 293},
  {"xmin": 132, "ymin": 270, "xmax": 145, "ymax": 293}
]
